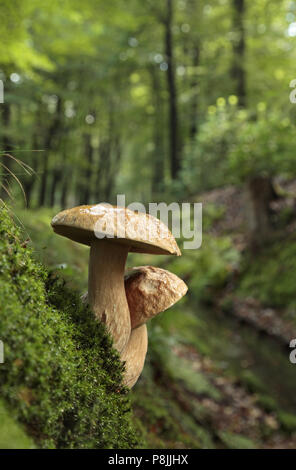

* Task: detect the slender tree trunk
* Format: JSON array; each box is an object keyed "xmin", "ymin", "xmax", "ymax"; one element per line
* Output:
[
  {"xmin": 95, "ymin": 104, "xmax": 117, "ymax": 202},
  {"xmin": 245, "ymin": 176, "xmax": 276, "ymax": 250},
  {"xmin": 78, "ymin": 133, "xmax": 93, "ymax": 205},
  {"xmin": 0, "ymin": 101, "xmax": 13, "ymax": 199},
  {"xmin": 38, "ymin": 96, "xmax": 62, "ymax": 207},
  {"xmin": 165, "ymin": 0, "xmax": 180, "ymax": 180},
  {"xmin": 150, "ymin": 66, "xmax": 165, "ymax": 195},
  {"xmin": 232, "ymin": 0, "xmax": 246, "ymax": 107},
  {"xmin": 95, "ymin": 139, "xmax": 109, "ymax": 202},
  {"xmin": 189, "ymin": 43, "xmax": 200, "ymax": 140},
  {"xmin": 231, "ymin": 0, "xmax": 274, "ymax": 248},
  {"xmin": 23, "ymin": 152, "xmax": 38, "ymax": 208}
]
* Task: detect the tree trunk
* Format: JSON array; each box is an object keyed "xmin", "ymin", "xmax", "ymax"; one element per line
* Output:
[
  {"xmin": 105, "ymin": 135, "xmax": 121, "ymax": 202},
  {"xmin": 165, "ymin": 0, "xmax": 180, "ymax": 180},
  {"xmin": 78, "ymin": 133, "xmax": 93, "ymax": 205},
  {"xmin": 94, "ymin": 104, "xmax": 117, "ymax": 202},
  {"xmin": 232, "ymin": 0, "xmax": 246, "ymax": 107},
  {"xmin": 245, "ymin": 176, "xmax": 275, "ymax": 249},
  {"xmin": 49, "ymin": 169, "xmax": 62, "ymax": 207},
  {"xmin": 38, "ymin": 96, "xmax": 62, "ymax": 207},
  {"xmin": 0, "ymin": 101, "xmax": 13, "ymax": 199},
  {"xmin": 60, "ymin": 173, "xmax": 69, "ymax": 208},
  {"xmin": 24, "ymin": 121, "xmax": 41, "ymax": 208}
]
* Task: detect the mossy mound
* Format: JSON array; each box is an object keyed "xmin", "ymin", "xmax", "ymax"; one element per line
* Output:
[{"xmin": 0, "ymin": 204, "xmax": 141, "ymax": 448}]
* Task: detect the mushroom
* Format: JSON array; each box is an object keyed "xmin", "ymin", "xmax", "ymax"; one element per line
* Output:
[
  {"xmin": 82, "ymin": 265, "xmax": 188, "ymax": 388},
  {"xmin": 121, "ymin": 324, "xmax": 148, "ymax": 389},
  {"xmin": 125, "ymin": 266, "xmax": 188, "ymax": 329},
  {"xmin": 51, "ymin": 204, "xmax": 180, "ymax": 353}
]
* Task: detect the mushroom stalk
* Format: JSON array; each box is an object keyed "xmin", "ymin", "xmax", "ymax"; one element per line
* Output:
[
  {"xmin": 121, "ymin": 325, "xmax": 148, "ymax": 388},
  {"xmin": 88, "ymin": 239, "xmax": 131, "ymax": 353}
]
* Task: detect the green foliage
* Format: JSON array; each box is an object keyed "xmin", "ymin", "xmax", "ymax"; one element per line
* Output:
[
  {"xmin": 228, "ymin": 113, "xmax": 295, "ymax": 181},
  {"xmin": 1, "ymin": 0, "xmax": 296, "ymax": 204},
  {"xmin": 238, "ymin": 236, "xmax": 296, "ymax": 310},
  {"xmin": 183, "ymin": 102, "xmax": 241, "ymax": 192},
  {"xmin": 218, "ymin": 431, "xmax": 257, "ymax": 449},
  {"xmin": 0, "ymin": 204, "xmax": 141, "ymax": 448},
  {"xmin": 149, "ymin": 330, "xmax": 221, "ymax": 400},
  {"xmin": 257, "ymin": 395, "xmax": 278, "ymax": 413}
]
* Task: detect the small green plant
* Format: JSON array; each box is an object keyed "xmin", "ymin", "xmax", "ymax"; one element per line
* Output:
[
  {"xmin": 238, "ymin": 237, "xmax": 296, "ymax": 310},
  {"xmin": 182, "ymin": 105, "xmax": 296, "ymax": 194},
  {"xmin": 0, "ymin": 399, "xmax": 35, "ymax": 449}
]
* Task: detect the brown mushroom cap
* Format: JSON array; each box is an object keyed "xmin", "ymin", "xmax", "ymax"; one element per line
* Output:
[
  {"xmin": 51, "ymin": 204, "xmax": 181, "ymax": 256},
  {"xmin": 81, "ymin": 265, "xmax": 188, "ymax": 329},
  {"xmin": 125, "ymin": 266, "xmax": 188, "ymax": 329}
]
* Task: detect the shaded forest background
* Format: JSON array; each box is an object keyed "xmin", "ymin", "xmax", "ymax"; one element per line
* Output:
[{"xmin": 2, "ymin": 0, "xmax": 296, "ymax": 450}]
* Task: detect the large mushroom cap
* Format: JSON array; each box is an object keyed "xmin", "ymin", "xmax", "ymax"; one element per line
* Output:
[
  {"xmin": 51, "ymin": 204, "xmax": 181, "ymax": 256},
  {"xmin": 125, "ymin": 265, "xmax": 188, "ymax": 328}
]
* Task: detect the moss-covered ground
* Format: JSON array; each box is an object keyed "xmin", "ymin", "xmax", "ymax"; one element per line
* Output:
[{"xmin": 0, "ymin": 204, "xmax": 141, "ymax": 448}]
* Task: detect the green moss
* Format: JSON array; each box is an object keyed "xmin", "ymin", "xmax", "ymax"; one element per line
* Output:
[
  {"xmin": 0, "ymin": 204, "xmax": 141, "ymax": 449},
  {"xmin": 130, "ymin": 233, "xmax": 240, "ymax": 304},
  {"xmin": 202, "ymin": 203, "xmax": 226, "ymax": 230},
  {"xmin": 218, "ymin": 431, "xmax": 257, "ymax": 449},
  {"xmin": 240, "ymin": 370, "xmax": 266, "ymax": 394},
  {"xmin": 132, "ymin": 364, "xmax": 187, "ymax": 447},
  {"xmin": 166, "ymin": 235, "xmax": 240, "ymax": 303},
  {"xmin": 149, "ymin": 329, "xmax": 221, "ymax": 400},
  {"xmin": 257, "ymin": 395, "xmax": 278, "ymax": 413},
  {"xmin": 0, "ymin": 399, "xmax": 35, "ymax": 449},
  {"xmin": 14, "ymin": 207, "xmax": 89, "ymax": 291},
  {"xmin": 277, "ymin": 411, "xmax": 296, "ymax": 433}
]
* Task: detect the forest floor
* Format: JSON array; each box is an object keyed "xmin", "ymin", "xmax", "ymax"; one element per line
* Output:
[
  {"xmin": 2, "ymin": 181, "xmax": 296, "ymax": 448},
  {"xmin": 132, "ymin": 180, "xmax": 296, "ymax": 448}
]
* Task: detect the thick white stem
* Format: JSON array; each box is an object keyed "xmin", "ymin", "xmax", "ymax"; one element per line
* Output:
[
  {"xmin": 121, "ymin": 324, "xmax": 148, "ymax": 388},
  {"xmin": 88, "ymin": 239, "xmax": 131, "ymax": 353}
]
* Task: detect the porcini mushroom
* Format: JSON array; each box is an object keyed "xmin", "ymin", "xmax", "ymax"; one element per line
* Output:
[
  {"xmin": 122, "ymin": 266, "xmax": 188, "ymax": 388},
  {"xmin": 82, "ymin": 265, "xmax": 188, "ymax": 388},
  {"xmin": 51, "ymin": 204, "xmax": 180, "ymax": 353}
]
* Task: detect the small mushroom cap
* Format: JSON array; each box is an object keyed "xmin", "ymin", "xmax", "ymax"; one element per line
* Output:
[
  {"xmin": 51, "ymin": 204, "xmax": 180, "ymax": 256},
  {"xmin": 125, "ymin": 266, "xmax": 188, "ymax": 329}
]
